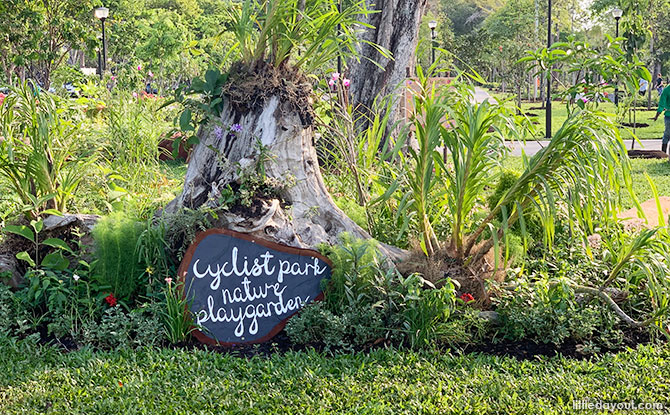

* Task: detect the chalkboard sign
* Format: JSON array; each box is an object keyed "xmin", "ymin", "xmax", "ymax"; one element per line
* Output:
[{"xmin": 178, "ymin": 229, "xmax": 332, "ymax": 345}]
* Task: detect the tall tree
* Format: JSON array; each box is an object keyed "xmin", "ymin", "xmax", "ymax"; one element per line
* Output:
[
  {"xmin": 0, "ymin": 0, "xmax": 98, "ymax": 88},
  {"xmin": 346, "ymin": 0, "xmax": 427, "ymax": 131}
]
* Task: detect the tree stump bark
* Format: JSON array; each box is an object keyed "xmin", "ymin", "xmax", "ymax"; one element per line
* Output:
[{"xmin": 166, "ymin": 96, "xmax": 405, "ymax": 259}]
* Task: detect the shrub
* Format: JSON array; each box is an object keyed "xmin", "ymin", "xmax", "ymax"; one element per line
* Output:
[
  {"xmin": 0, "ymin": 284, "xmax": 15, "ymax": 334},
  {"xmin": 91, "ymin": 212, "xmax": 144, "ymax": 302},
  {"xmin": 163, "ymin": 208, "xmax": 212, "ymax": 261},
  {"xmin": 289, "ymin": 234, "xmax": 458, "ymax": 349},
  {"xmin": 162, "ymin": 278, "xmax": 197, "ymax": 344},
  {"xmin": 496, "ymin": 279, "xmax": 623, "ymax": 347},
  {"xmin": 80, "ymin": 304, "xmax": 164, "ymax": 349},
  {"xmin": 0, "ymin": 81, "xmax": 93, "ymax": 218}
]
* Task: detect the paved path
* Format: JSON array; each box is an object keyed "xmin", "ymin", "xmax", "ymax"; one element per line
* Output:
[
  {"xmin": 473, "ymin": 87, "xmax": 491, "ymax": 103},
  {"xmin": 507, "ymin": 139, "xmax": 662, "ymax": 156}
]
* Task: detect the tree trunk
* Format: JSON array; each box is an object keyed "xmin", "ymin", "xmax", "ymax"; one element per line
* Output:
[
  {"xmin": 166, "ymin": 96, "xmax": 405, "ymax": 260},
  {"xmin": 346, "ymin": 0, "xmax": 427, "ymax": 132}
]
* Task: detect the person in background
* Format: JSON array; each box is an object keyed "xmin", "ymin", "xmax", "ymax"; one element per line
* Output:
[
  {"xmin": 639, "ymin": 78, "xmax": 649, "ymax": 97},
  {"xmin": 652, "ymin": 85, "xmax": 670, "ymax": 153},
  {"xmin": 656, "ymin": 74, "xmax": 664, "ymax": 95}
]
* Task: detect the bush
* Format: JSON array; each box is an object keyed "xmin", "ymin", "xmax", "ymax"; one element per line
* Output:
[
  {"xmin": 288, "ymin": 234, "xmax": 458, "ymax": 349},
  {"xmin": 80, "ymin": 304, "xmax": 165, "ymax": 349},
  {"xmin": 91, "ymin": 212, "xmax": 145, "ymax": 302},
  {"xmin": 496, "ymin": 279, "xmax": 623, "ymax": 347}
]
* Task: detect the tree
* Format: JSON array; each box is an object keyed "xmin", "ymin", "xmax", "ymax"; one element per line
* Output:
[
  {"xmin": 0, "ymin": 0, "xmax": 98, "ymax": 88},
  {"xmin": 484, "ymin": 0, "xmax": 536, "ymax": 106},
  {"xmin": 346, "ymin": 0, "xmax": 427, "ymax": 132}
]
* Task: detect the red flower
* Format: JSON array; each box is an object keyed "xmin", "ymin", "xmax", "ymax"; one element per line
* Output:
[
  {"xmin": 104, "ymin": 293, "xmax": 118, "ymax": 307},
  {"xmin": 0, "ymin": 93, "xmax": 5, "ymax": 106},
  {"xmin": 459, "ymin": 293, "xmax": 475, "ymax": 303}
]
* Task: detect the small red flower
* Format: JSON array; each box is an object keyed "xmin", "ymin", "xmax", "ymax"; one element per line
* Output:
[
  {"xmin": 104, "ymin": 293, "xmax": 118, "ymax": 307},
  {"xmin": 459, "ymin": 293, "xmax": 475, "ymax": 303}
]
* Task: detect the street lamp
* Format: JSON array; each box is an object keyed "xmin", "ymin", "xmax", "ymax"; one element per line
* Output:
[
  {"xmin": 428, "ymin": 20, "xmax": 437, "ymax": 66},
  {"xmin": 612, "ymin": 7, "xmax": 623, "ymax": 106},
  {"xmin": 546, "ymin": 0, "xmax": 552, "ymax": 139},
  {"xmin": 94, "ymin": 7, "xmax": 109, "ymax": 79}
]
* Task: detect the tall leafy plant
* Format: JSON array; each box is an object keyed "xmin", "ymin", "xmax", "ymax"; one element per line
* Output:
[
  {"xmin": 391, "ymin": 67, "xmax": 451, "ymax": 257},
  {"xmin": 0, "ymin": 82, "xmax": 91, "ymax": 218},
  {"xmin": 225, "ymin": 0, "xmax": 384, "ymax": 73},
  {"xmin": 442, "ymin": 99, "xmax": 521, "ymax": 257},
  {"xmin": 466, "ymin": 109, "xmax": 638, "ymax": 263}
]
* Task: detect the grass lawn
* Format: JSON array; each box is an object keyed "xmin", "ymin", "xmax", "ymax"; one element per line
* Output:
[
  {"xmin": 489, "ymin": 92, "xmax": 665, "ymax": 140},
  {"xmin": 0, "ymin": 338, "xmax": 669, "ymax": 414}
]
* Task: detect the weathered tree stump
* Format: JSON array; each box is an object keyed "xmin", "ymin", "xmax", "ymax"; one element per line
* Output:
[{"xmin": 166, "ymin": 95, "xmax": 404, "ymax": 260}]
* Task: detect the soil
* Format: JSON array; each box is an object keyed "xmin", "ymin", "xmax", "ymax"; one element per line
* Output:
[
  {"xmin": 461, "ymin": 327, "xmax": 651, "ymax": 360},
  {"xmin": 222, "ymin": 61, "xmax": 314, "ymax": 126},
  {"xmin": 27, "ymin": 325, "xmax": 655, "ymax": 362},
  {"xmin": 620, "ymin": 122, "xmax": 650, "ymax": 128},
  {"xmin": 627, "ymin": 149, "xmax": 669, "ymax": 159}
]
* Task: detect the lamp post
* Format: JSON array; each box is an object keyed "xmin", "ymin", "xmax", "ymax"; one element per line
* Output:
[
  {"xmin": 546, "ymin": 0, "xmax": 552, "ymax": 139},
  {"xmin": 428, "ymin": 20, "xmax": 437, "ymax": 66},
  {"xmin": 94, "ymin": 7, "xmax": 109, "ymax": 79},
  {"xmin": 612, "ymin": 7, "xmax": 623, "ymax": 106}
]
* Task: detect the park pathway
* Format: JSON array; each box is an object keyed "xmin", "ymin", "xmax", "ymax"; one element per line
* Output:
[
  {"xmin": 473, "ymin": 87, "xmax": 491, "ymax": 103},
  {"xmin": 507, "ymin": 139, "xmax": 663, "ymax": 156}
]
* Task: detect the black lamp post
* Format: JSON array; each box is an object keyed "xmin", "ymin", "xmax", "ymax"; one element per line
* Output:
[
  {"xmin": 94, "ymin": 7, "xmax": 109, "ymax": 79},
  {"xmin": 428, "ymin": 20, "xmax": 437, "ymax": 66},
  {"xmin": 546, "ymin": 0, "xmax": 552, "ymax": 139},
  {"xmin": 613, "ymin": 7, "xmax": 623, "ymax": 106}
]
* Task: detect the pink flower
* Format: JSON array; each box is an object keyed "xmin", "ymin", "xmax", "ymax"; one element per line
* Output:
[
  {"xmin": 342, "ymin": 78, "xmax": 350, "ymax": 87},
  {"xmin": 137, "ymin": 65, "xmax": 142, "ymax": 71},
  {"xmin": 331, "ymin": 72, "xmax": 340, "ymax": 81},
  {"xmin": 328, "ymin": 79, "xmax": 335, "ymax": 87},
  {"xmin": 165, "ymin": 277, "xmax": 173, "ymax": 285},
  {"xmin": 148, "ymin": 71, "xmax": 154, "ymax": 78},
  {"xmin": 0, "ymin": 93, "xmax": 5, "ymax": 107},
  {"xmin": 110, "ymin": 75, "xmax": 116, "ymax": 81},
  {"xmin": 132, "ymin": 92, "xmax": 138, "ymax": 98}
]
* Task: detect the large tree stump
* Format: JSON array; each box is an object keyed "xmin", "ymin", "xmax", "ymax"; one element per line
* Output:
[{"xmin": 166, "ymin": 96, "xmax": 404, "ymax": 259}]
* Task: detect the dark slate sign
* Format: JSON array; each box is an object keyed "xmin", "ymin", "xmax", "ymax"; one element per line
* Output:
[{"xmin": 178, "ymin": 229, "xmax": 332, "ymax": 345}]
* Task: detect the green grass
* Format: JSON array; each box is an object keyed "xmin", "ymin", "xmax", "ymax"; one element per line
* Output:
[
  {"xmin": 489, "ymin": 91, "xmax": 664, "ymax": 140},
  {"xmin": 0, "ymin": 338, "xmax": 668, "ymax": 414}
]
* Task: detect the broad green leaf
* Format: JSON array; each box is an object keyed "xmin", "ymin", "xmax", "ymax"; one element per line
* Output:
[
  {"xmin": 16, "ymin": 251, "xmax": 35, "ymax": 267},
  {"xmin": 41, "ymin": 252, "xmax": 69, "ymax": 271},
  {"xmin": 3, "ymin": 225, "xmax": 35, "ymax": 242},
  {"xmin": 42, "ymin": 238, "xmax": 73, "ymax": 253}
]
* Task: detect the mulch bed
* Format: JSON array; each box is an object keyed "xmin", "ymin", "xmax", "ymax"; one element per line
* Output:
[
  {"xmin": 27, "ymin": 325, "xmax": 655, "ymax": 362},
  {"xmin": 627, "ymin": 149, "xmax": 669, "ymax": 159},
  {"xmin": 620, "ymin": 122, "xmax": 650, "ymax": 128}
]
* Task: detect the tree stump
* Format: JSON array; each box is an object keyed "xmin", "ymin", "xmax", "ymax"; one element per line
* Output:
[{"xmin": 166, "ymin": 95, "xmax": 404, "ymax": 260}]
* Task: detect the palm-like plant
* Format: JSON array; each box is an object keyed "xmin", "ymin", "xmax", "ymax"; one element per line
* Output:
[
  {"xmin": 465, "ymin": 109, "xmax": 636, "ymax": 263},
  {"xmin": 441, "ymin": 99, "xmax": 519, "ymax": 257},
  {"xmin": 396, "ymin": 68, "xmax": 452, "ymax": 257}
]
